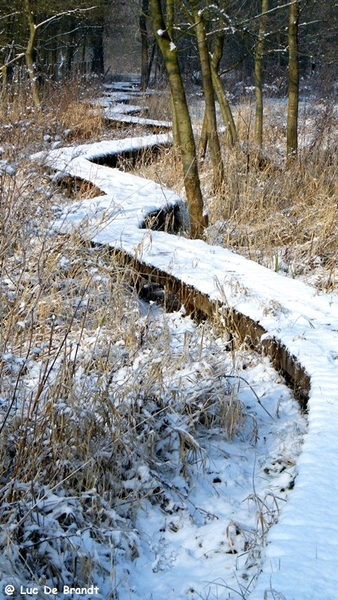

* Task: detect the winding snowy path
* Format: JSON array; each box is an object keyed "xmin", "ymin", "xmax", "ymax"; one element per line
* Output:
[{"xmin": 33, "ymin": 137, "xmax": 338, "ymax": 600}]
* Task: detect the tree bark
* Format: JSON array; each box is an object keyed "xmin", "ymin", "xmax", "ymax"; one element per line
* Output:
[
  {"xmin": 286, "ymin": 0, "xmax": 299, "ymax": 166},
  {"xmin": 254, "ymin": 0, "xmax": 269, "ymax": 148},
  {"xmin": 190, "ymin": 2, "xmax": 224, "ymax": 189},
  {"xmin": 91, "ymin": 24, "xmax": 105, "ymax": 75},
  {"xmin": 66, "ymin": 21, "xmax": 77, "ymax": 78},
  {"xmin": 150, "ymin": 0, "xmax": 206, "ymax": 238},
  {"xmin": 206, "ymin": 25, "xmax": 237, "ymax": 148},
  {"xmin": 211, "ymin": 67, "xmax": 237, "ymax": 146},
  {"xmin": 24, "ymin": 0, "xmax": 41, "ymax": 108},
  {"xmin": 140, "ymin": 0, "xmax": 150, "ymax": 90},
  {"xmin": 200, "ymin": 26, "xmax": 237, "ymax": 151},
  {"xmin": 1, "ymin": 65, "xmax": 8, "ymax": 105}
]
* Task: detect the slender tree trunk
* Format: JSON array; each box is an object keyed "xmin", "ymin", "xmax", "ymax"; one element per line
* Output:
[
  {"xmin": 165, "ymin": 0, "xmax": 179, "ymax": 145},
  {"xmin": 49, "ymin": 46, "xmax": 57, "ymax": 81},
  {"xmin": 91, "ymin": 24, "xmax": 105, "ymax": 75},
  {"xmin": 147, "ymin": 41, "xmax": 156, "ymax": 83},
  {"xmin": 254, "ymin": 0, "xmax": 269, "ymax": 148},
  {"xmin": 286, "ymin": 0, "xmax": 299, "ymax": 166},
  {"xmin": 200, "ymin": 25, "xmax": 237, "ymax": 149},
  {"xmin": 24, "ymin": 0, "xmax": 40, "ymax": 108},
  {"xmin": 211, "ymin": 68, "xmax": 237, "ymax": 146},
  {"xmin": 66, "ymin": 24, "xmax": 77, "ymax": 78},
  {"xmin": 140, "ymin": 0, "xmax": 150, "ymax": 90},
  {"xmin": 1, "ymin": 66, "xmax": 8, "ymax": 104},
  {"xmin": 82, "ymin": 30, "xmax": 87, "ymax": 76},
  {"xmin": 191, "ymin": 2, "xmax": 224, "ymax": 189},
  {"xmin": 150, "ymin": 0, "xmax": 206, "ymax": 238}
]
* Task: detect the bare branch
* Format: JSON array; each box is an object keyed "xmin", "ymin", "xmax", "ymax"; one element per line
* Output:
[
  {"xmin": 0, "ymin": 11, "xmax": 20, "ymax": 22},
  {"xmin": 2, "ymin": 53, "xmax": 25, "ymax": 68},
  {"xmin": 35, "ymin": 6, "xmax": 97, "ymax": 31}
]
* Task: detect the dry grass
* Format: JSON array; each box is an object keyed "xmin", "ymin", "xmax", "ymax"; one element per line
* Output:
[
  {"xmin": 0, "ymin": 206, "xmax": 245, "ymax": 587},
  {"xmin": 0, "ymin": 79, "xmax": 312, "ymax": 595},
  {"xmin": 209, "ymin": 103, "xmax": 338, "ymax": 290},
  {"xmin": 58, "ymin": 100, "xmax": 104, "ymax": 141},
  {"xmin": 136, "ymin": 88, "xmax": 173, "ymax": 122},
  {"xmin": 0, "ymin": 78, "xmax": 105, "ymax": 153},
  {"xmin": 136, "ymin": 95, "xmax": 338, "ymax": 291}
]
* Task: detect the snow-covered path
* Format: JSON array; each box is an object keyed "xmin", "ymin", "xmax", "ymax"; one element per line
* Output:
[{"xmin": 33, "ymin": 138, "xmax": 338, "ymax": 600}]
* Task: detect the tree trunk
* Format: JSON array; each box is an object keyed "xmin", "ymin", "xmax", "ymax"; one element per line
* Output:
[
  {"xmin": 150, "ymin": 0, "xmax": 206, "ymax": 238},
  {"xmin": 191, "ymin": 2, "xmax": 224, "ymax": 189},
  {"xmin": 211, "ymin": 68, "xmax": 237, "ymax": 146},
  {"xmin": 286, "ymin": 0, "xmax": 299, "ymax": 166},
  {"xmin": 140, "ymin": 0, "xmax": 150, "ymax": 90},
  {"xmin": 66, "ymin": 23, "xmax": 77, "ymax": 78},
  {"xmin": 200, "ymin": 24, "xmax": 237, "ymax": 151},
  {"xmin": 1, "ymin": 66, "xmax": 8, "ymax": 105},
  {"xmin": 254, "ymin": 0, "xmax": 269, "ymax": 148},
  {"xmin": 24, "ymin": 0, "xmax": 41, "ymax": 108},
  {"xmin": 147, "ymin": 41, "xmax": 156, "ymax": 84},
  {"xmin": 212, "ymin": 26, "xmax": 237, "ymax": 146},
  {"xmin": 165, "ymin": 0, "xmax": 179, "ymax": 145},
  {"xmin": 91, "ymin": 24, "xmax": 105, "ymax": 75},
  {"xmin": 1, "ymin": 52, "xmax": 25, "ymax": 106}
]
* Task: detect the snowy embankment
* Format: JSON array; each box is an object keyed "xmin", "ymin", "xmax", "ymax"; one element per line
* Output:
[{"xmin": 33, "ymin": 138, "xmax": 338, "ymax": 600}]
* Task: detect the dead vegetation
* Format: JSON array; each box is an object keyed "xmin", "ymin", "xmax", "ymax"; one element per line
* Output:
[
  {"xmin": 0, "ymin": 77, "xmax": 324, "ymax": 596},
  {"xmin": 136, "ymin": 97, "xmax": 338, "ymax": 292},
  {"xmin": 0, "ymin": 81, "xmax": 266, "ymax": 592}
]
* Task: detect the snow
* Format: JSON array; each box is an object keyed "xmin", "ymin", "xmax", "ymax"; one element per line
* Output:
[
  {"xmin": 31, "ymin": 135, "xmax": 338, "ymax": 600},
  {"xmin": 90, "ymin": 94, "xmax": 143, "ymax": 106},
  {"xmin": 103, "ymin": 103, "xmax": 145, "ymax": 115},
  {"xmin": 103, "ymin": 111, "xmax": 172, "ymax": 129},
  {"xmin": 104, "ymin": 315, "xmax": 303, "ymax": 600}
]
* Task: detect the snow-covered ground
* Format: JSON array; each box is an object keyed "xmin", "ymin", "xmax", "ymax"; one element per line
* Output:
[
  {"xmin": 30, "ymin": 135, "xmax": 338, "ymax": 600},
  {"xmin": 0, "ymin": 271, "xmax": 303, "ymax": 600},
  {"xmin": 123, "ymin": 335, "xmax": 304, "ymax": 600}
]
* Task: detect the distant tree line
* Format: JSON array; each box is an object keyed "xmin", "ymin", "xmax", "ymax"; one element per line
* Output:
[
  {"xmin": 0, "ymin": 0, "xmax": 111, "ymax": 106},
  {"xmin": 1, "ymin": 1, "xmax": 336, "ymax": 106}
]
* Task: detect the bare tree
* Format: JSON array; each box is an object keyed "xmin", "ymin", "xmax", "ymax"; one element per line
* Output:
[
  {"xmin": 190, "ymin": 0, "xmax": 225, "ymax": 189},
  {"xmin": 254, "ymin": 0, "xmax": 269, "ymax": 148},
  {"xmin": 286, "ymin": 0, "xmax": 300, "ymax": 166},
  {"xmin": 199, "ymin": 17, "xmax": 237, "ymax": 150},
  {"xmin": 23, "ymin": 0, "xmax": 41, "ymax": 107},
  {"xmin": 139, "ymin": 0, "xmax": 151, "ymax": 90},
  {"xmin": 210, "ymin": 24, "xmax": 237, "ymax": 147},
  {"xmin": 150, "ymin": 0, "xmax": 206, "ymax": 238}
]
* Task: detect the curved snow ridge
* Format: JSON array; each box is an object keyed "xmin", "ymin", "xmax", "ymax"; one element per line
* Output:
[{"xmin": 34, "ymin": 138, "xmax": 338, "ymax": 600}]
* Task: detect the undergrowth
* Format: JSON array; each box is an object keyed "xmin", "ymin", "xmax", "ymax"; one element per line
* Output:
[
  {"xmin": 0, "ymin": 80, "xmax": 308, "ymax": 598},
  {"xmin": 136, "ymin": 96, "xmax": 338, "ymax": 292},
  {"xmin": 0, "ymin": 82, "xmax": 256, "ymax": 595}
]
